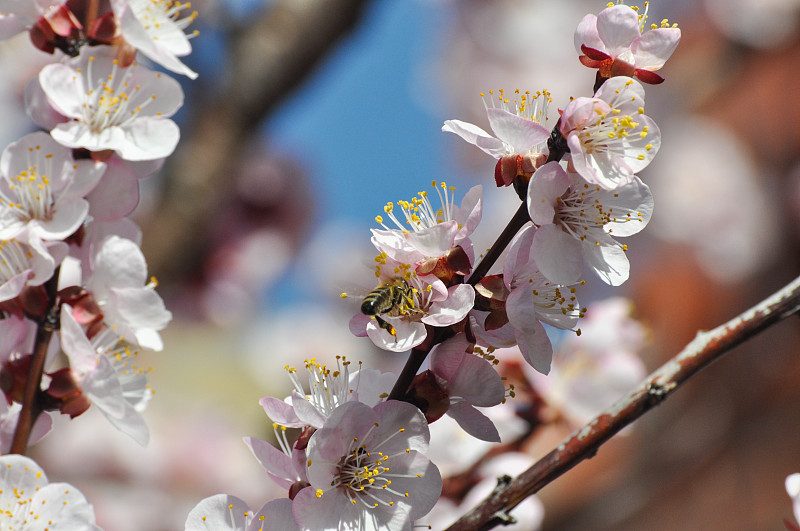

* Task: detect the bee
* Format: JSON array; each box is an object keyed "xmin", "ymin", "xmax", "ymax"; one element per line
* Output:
[{"xmin": 360, "ymin": 278, "xmax": 417, "ymax": 338}]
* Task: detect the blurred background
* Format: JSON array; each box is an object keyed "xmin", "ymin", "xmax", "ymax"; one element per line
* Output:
[{"xmin": 5, "ymin": 0, "xmax": 800, "ymax": 528}]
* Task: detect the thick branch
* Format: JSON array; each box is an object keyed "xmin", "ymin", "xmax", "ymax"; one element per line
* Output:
[
  {"xmin": 445, "ymin": 274, "xmax": 800, "ymax": 530},
  {"xmin": 141, "ymin": 0, "xmax": 371, "ymax": 284}
]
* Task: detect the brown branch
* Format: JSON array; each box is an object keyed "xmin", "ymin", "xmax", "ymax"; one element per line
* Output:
[
  {"xmin": 445, "ymin": 274, "xmax": 800, "ymax": 530},
  {"xmin": 141, "ymin": 0, "xmax": 372, "ymax": 285},
  {"xmin": 10, "ymin": 273, "xmax": 60, "ymax": 455}
]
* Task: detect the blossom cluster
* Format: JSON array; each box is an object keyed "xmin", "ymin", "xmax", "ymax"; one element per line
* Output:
[
  {"xmin": 189, "ymin": 2, "xmax": 682, "ymax": 530},
  {"xmin": 0, "ymin": 2, "xmax": 693, "ymax": 530},
  {"xmin": 0, "ymin": 0, "xmax": 198, "ymax": 527}
]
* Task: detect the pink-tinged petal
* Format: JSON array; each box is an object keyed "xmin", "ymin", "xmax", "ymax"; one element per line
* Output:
[
  {"xmin": 251, "ymin": 498, "xmax": 299, "ymax": 531},
  {"xmin": 24, "ymin": 73, "xmax": 68, "ymax": 131},
  {"xmin": 0, "ymin": 271, "xmax": 29, "ymax": 302},
  {"xmin": 532, "ymin": 224, "xmax": 583, "ymax": 285},
  {"xmin": 503, "ymin": 224, "xmax": 538, "ymax": 288},
  {"xmin": 307, "ymin": 402, "xmax": 378, "ymax": 464},
  {"xmin": 117, "ymin": 118, "xmax": 181, "ymax": 161},
  {"xmin": 350, "ymin": 368, "xmax": 395, "ymax": 407},
  {"xmin": 596, "ymin": 5, "xmax": 640, "ymax": 55},
  {"xmin": 293, "ymin": 486, "xmax": 370, "ymax": 531},
  {"xmin": 454, "ymin": 185, "xmax": 483, "ymax": 241},
  {"xmin": 559, "ymin": 97, "xmax": 605, "ymax": 136},
  {"xmin": 87, "ymin": 158, "xmax": 141, "ymax": 221},
  {"xmin": 36, "ymin": 199, "xmax": 88, "ymax": 240},
  {"xmin": 291, "ymin": 389, "xmax": 328, "ymax": 428},
  {"xmin": 423, "ymin": 284, "xmax": 475, "ymax": 326},
  {"xmin": 39, "ymin": 63, "xmax": 85, "ymax": 119},
  {"xmin": 506, "ymin": 288, "xmax": 553, "ymax": 374},
  {"xmin": 404, "ymin": 220, "xmax": 459, "ymax": 258},
  {"xmin": 91, "ymin": 236, "xmax": 148, "ymax": 289},
  {"xmin": 527, "ymin": 161, "xmax": 570, "ymax": 225},
  {"xmin": 185, "ymin": 494, "xmax": 251, "ymax": 531},
  {"xmin": 0, "ymin": 14, "xmax": 28, "ymax": 40},
  {"xmin": 446, "ymin": 401, "xmax": 500, "ymax": 442},
  {"xmin": 370, "ymin": 228, "xmax": 421, "ymax": 264},
  {"xmin": 486, "ymin": 108, "xmax": 549, "ymax": 154},
  {"xmin": 243, "ymin": 436, "xmax": 298, "ymax": 489},
  {"xmin": 594, "ymin": 76, "xmax": 645, "ymax": 113},
  {"xmin": 94, "ymin": 390, "xmax": 149, "ymax": 446},
  {"xmin": 600, "ymin": 177, "xmax": 653, "ymax": 236},
  {"xmin": 0, "ymin": 316, "xmax": 34, "ymax": 363},
  {"xmin": 64, "ymin": 159, "xmax": 106, "ymax": 199},
  {"xmin": 431, "ymin": 338, "xmax": 504, "ymax": 407},
  {"xmin": 110, "ymin": 286, "xmax": 172, "ymax": 331},
  {"xmin": 348, "ymin": 313, "xmax": 370, "ymax": 337},
  {"xmin": 583, "ymin": 231, "xmax": 630, "ymax": 286},
  {"xmin": 371, "ymin": 400, "xmax": 431, "ymax": 452},
  {"xmin": 469, "ymin": 311, "xmax": 517, "ymax": 348},
  {"xmin": 117, "ymin": 5, "xmax": 197, "ymax": 79},
  {"xmin": 631, "ymin": 27, "xmax": 681, "ymax": 70},
  {"xmin": 574, "ymin": 13, "xmax": 604, "ymax": 54},
  {"xmin": 442, "ymin": 119, "xmax": 505, "ymax": 157},
  {"xmin": 366, "ymin": 318, "xmax": 427, "ymax": 352},
  {"xmin": 59, "ymin": 305, "xmax": 97, "ymax": 372},
  {"xmin": 258, "ymin": 396, "xmax": 303, "ymax": 428}
]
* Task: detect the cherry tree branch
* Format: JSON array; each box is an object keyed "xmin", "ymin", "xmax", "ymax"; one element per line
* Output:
[
  {"xmin": 10, "ymin": 273, "xmax": 60, "ymax": 455},
  {"xmin": 444, "ymin": 274, "xmax": 800, "ymax": 530}
]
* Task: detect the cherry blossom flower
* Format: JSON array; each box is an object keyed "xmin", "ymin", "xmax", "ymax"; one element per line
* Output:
[
  {"xmin": 426, "ymin": 335, "xmax": 506, "ymax": 442},
  {"xmin": 559, "ymin": 76, "xmax": 660, "ymax": 190},
  {"xmin": 348, "ymin": 255, "xmax": 475, "ymax": 352},
  {"xmin": 502, "ymin": 223, "xmax": 584, "ymax": 375},
  {"xmin": 443, "ymin": 89, "xmax": 551, "ymax": 186},
  {"xmin": 112, "ymin": 0, "xmax": 199, "ymax": 79},
  {"xmin": 0, "ymin": 454, "xmax": 102, "ymax": 530},
  {"xmin": 787, "ymin": 473, "xmax": 800, "ymax": 530},
  {"xmin": 84, "ymin": 235, "xmax": 172, "ymax": 351},
  {"xmin": 293, "ymin": 400, "xmax": 442, "ymax": 531},
  {"xmin": 524, "ymin": 297, "xmax": 647, "ymax": 425},
  {"xmin": 259, "ymin": 357, "xmax": 394, "ymax": 430},
  {"xmin": 575, "ymin": 3, "xmax": 681, "ymax": 84},
  {"xmin": 59, "ymin": 305, "xmax": 151, "ymax": 445},
  {"xmin": 526, "ymin": 161, "xmax": 653, "ymax": 285},
  {"xmin": 34, "ymin": 45, "xmax": 184, "ymax": 161},
  {"xmin": 86, "ymin": 156, "xmax": 164, "ymax": 222},
  {"xmin": 0, "ymin": 231, "xmax": 66, "ymax": 303},
  {"xmin": 371, "ymin": 181, "xmax": 482, "ymax": 276},
  {"xmin": 185, "ymin": 495, "xmax": 298, "ymax": 531},
  {"xmin": 0, "ymin": 131, "xmax": 104, "ymax": 242}
]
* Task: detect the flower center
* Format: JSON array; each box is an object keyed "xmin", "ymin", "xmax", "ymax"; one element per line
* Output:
[
  {"xmin": 528, "ymin": 275, "xmax": 585, "ymax": 321},
  {"xmin": 375, "ymin": 181, "xmax": 458, "ymax": 233},
  {"xmin": 130, "ymin": 0, "xmax": 198, "ymax": 39},
  {"xmin": 481, "ymin": 88, "xmax": 552, "ymax": 125},
  {"xmin": 78, "ymin": 56, "xmax": 156, "ymax": 133},
  {"xmin": 285, "ymin": 357, "xmax": 357, "ymax": 418},
  {"xmin": 0, "ymin": 148, "xmax": 56, "ymax": 223}
]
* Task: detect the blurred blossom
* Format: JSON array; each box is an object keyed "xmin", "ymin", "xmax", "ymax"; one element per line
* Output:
[
  {"xmin": 705, "ymin": 0, "xmax": 800, "ymax": 48},
  {"xmin": 34, "ymin": 408, "xmax": 279, "ymax": 531},
  {"xmin": 426, "ymin": 405, "xmax": 529, "ymax": 477},
  {"xmin": 242, "ymin": 306, "xmax": 378, "ymax": 389},
  {"xmin": 787, "ymin": 473, "xmax": 800, "ymax": 528},
  {"xmin": 646, "ymin": 117, "xmax": 781, "ymax": 283},
  {"xmin": 423, "ymin": 453, "xmax": 544, "ymax": 531},
  {"xmin": 0, "ymin": 454, "xmax": 101, "ymax": 530},
  {"xmin": 523, "ymin": 297, "xmax": 647, "ymax": 426},
  {"xmin": 430, "ymin": 0, "xmax": 594, "ymax": 143}
]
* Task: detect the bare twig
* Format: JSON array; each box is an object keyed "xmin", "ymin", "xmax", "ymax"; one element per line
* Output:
[{"xmin": 445, "ymin": 274, "xmax": 800, "ymax": 530}]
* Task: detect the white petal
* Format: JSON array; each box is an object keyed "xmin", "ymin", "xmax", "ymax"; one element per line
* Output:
[
  {"xmin": 532, "ymin": 224, "xmax": 583, "ymax": 285},
  {"xmin": 487, "ymin": 108, "xmax": 549, "ymax": 154}
]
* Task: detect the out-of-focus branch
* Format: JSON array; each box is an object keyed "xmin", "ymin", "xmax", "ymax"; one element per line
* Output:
[
  {"xmin": 141, "ymin": 0, "xmax": 371, "ymax": 285},
  {"xmin": 445, "ymin": 274, "xmax": 800, "ymax": 531}
]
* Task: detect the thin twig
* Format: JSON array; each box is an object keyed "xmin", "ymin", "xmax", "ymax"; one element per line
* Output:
[{"xmin": 444, "ymin": 274, "xmax": 800, "ymax": 530}]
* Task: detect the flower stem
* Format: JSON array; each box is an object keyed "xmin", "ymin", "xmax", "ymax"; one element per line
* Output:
[
  {"xmin": 467, "ymin": 202, "xmax": 530, "ymax": 286},
  {"xmin": 9, "ymin": 272, "xmax": 60, "ymax": 455},
  {"xmin": 444, "ymin": 274, "xmax": 800, "ymax": 530}
]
